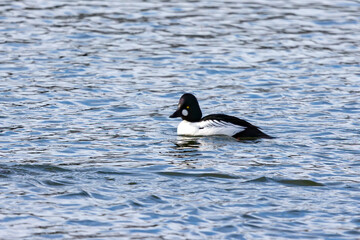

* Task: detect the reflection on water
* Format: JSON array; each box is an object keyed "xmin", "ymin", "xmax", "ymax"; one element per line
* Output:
[
  {"xmin": 174, "ymin": 137, "xmax": 202, "ymax": 150},
  {"xmin": 1, "ymin": 0, "xmax": 360, "ymax": 239}
]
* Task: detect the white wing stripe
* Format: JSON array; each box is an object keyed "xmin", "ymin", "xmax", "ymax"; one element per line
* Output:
[
  {"xmin": 196, "ymin": 120, "xmax": 246, "ymax": 136},
  {"xmin": 177, "ymin": 120, "xmax": 246, "ymax": 136}
]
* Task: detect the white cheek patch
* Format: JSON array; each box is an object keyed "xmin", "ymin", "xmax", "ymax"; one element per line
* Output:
[{"xmin": 182, "ymin": 109, "xmax": 188, "ymax": 116}]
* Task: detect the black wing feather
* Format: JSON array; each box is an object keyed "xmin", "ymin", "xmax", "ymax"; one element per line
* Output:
[
  {"xmin": 201, "ymin": 114, "xmax": 255, "ymax": 128},
  {"xmin": 201, "ymin": 114, "xmax": 273, "ymax": 139}
]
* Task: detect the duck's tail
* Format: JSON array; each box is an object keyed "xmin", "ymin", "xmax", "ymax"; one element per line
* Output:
[{"xmin": 233, "ymin": 127, "xmax": 274, "ymax": 140}]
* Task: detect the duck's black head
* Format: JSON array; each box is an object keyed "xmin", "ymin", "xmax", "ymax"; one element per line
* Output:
[{"xmin": 169, "ymin": 93, "xmax": 202, "ymax": 122}]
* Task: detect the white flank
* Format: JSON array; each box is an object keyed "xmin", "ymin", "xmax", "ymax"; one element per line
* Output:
[{"xmin": 177, "ymin": 120, "xmax": 245, "ymax": 137}]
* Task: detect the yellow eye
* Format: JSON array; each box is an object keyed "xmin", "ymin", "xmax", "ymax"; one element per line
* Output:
[{"xmin": 186, "ymin": 106, "xmax": 190, "ymax": 109}]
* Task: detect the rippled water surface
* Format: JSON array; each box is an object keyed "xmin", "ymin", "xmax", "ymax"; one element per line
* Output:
[{"xmin": 1, "ymin": 0, "xmax": 360, "ymax": 239}]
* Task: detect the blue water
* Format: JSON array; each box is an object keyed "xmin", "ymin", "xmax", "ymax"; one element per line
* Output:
[{"xmin": 1, "ymin": 0, "xmax": 360, "ymax": 239}]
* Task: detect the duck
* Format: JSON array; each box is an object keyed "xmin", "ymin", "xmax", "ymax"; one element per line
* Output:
[{"xmin": 169, "ymin": 93, "xmax": 273, "ymax": 140}]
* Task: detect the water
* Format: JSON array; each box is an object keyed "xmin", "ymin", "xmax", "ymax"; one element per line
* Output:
[{"xmin": 0, "ymin": 0, "xmax": 360, "ymax": 239}]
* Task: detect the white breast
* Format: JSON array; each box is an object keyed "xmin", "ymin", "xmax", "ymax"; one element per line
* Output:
[{"xmin": 177, "ymin": 120, "xmax": 245, "ymax": 137}]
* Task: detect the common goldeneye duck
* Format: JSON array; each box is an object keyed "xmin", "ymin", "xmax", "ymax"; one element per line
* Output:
[{"xmin": 170, "ymin": 93, "xmax": 273, "ymax": 139}]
